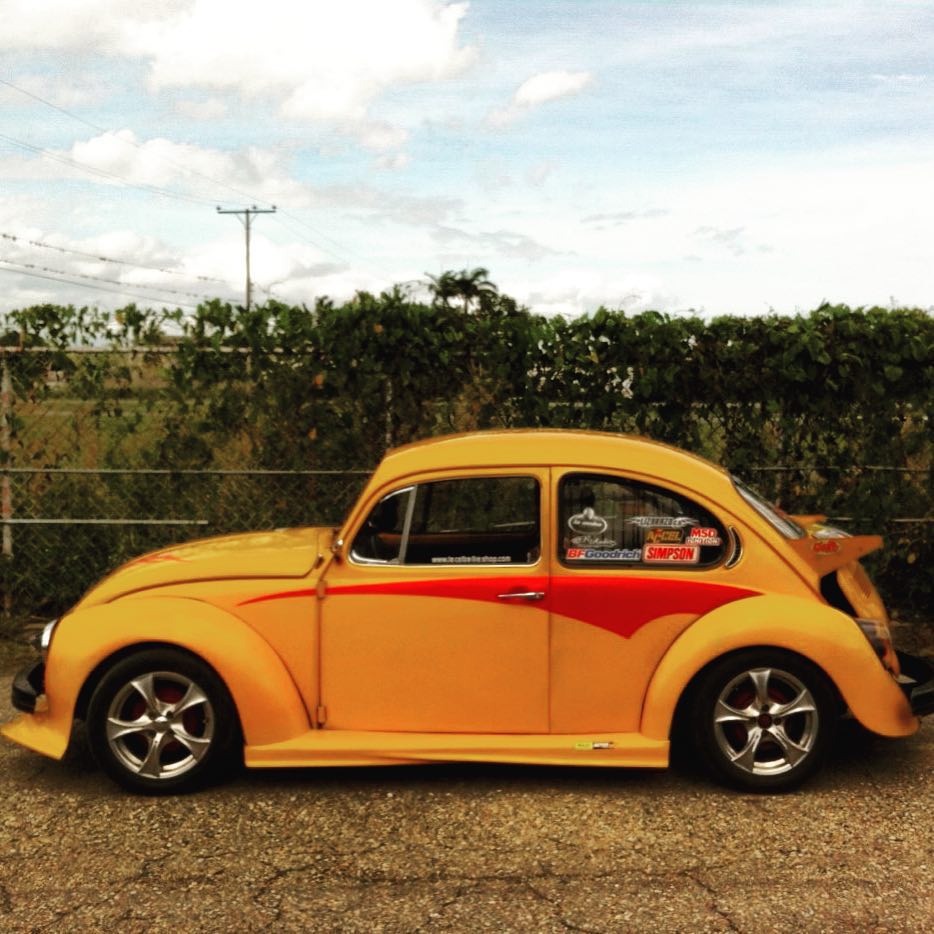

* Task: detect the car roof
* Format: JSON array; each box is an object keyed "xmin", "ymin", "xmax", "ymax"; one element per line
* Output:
[{"xmin": 370, "ymin": 429, "xmax": 733, "ymax": 497}]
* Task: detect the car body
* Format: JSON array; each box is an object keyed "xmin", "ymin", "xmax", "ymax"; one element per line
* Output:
[{"xmin": 4, "ymin": 429, "xmax": 932, "ymax": 793}]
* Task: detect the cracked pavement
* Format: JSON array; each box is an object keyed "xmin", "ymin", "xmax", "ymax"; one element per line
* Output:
[{"xmin": 0, "ymin": 670, "xmax": 932, "ymax": 933}]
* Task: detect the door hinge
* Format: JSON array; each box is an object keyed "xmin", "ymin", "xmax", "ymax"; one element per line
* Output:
[
  {"xmin": 315, "ymin": 704, "xmax": 327, "ymax": 726},
  {"xmin": 316, "ymin": 578, "xmax": 327, "ymax": 600}
]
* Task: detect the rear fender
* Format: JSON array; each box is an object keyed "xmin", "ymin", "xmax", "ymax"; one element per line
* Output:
[
  {"xmin": 641, "ymin": 594, "xmax": 918, "ymax": 741},
  {"xmin": 22, "ymin": 596, "xmax": 310, "ymax": 759}
]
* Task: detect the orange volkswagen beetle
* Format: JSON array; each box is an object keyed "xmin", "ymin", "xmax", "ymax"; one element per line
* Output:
[{"xmin": 4, "ymin": 430, "xmax": 931, "ymax": 793}]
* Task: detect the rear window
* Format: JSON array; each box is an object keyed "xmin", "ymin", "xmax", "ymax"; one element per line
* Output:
[{"xmin": 733, "ymin": 476, "xmax": 805, "ymax": 539}]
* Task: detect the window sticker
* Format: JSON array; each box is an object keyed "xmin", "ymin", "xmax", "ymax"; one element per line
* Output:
[
  {"xmin": 684, "ymin": 527, "xmax": 722, "ymax": 546},
  {"xmin": 642, "ymin": 543, "xmax": 700, "ymax": 564},
  {"xmin": 566, "ymin": 547, "xmax": 641, "ymax": 561},
  {"xmin": 569, "ymin": 534, "xmax": 617, "ymax": 547},
  {"xmin": 628, "ymin": 516, "xmax": 698, "ymax": 529},
  {"xmin": 568, "ymin": 508, "xmax": 609, "ymax": 535},
  {"xmin": 644, "ymin": 528, "xmax": 683, "ymax": 544},
  {"xmin": 430, "ymin": 555, "xmax": 513, "ymax": 564}
]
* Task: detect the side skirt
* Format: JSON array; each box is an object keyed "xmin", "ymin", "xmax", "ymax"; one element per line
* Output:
[{"xmin": 244, "ymin": 730, "xmax": 669, "ymax": 769}]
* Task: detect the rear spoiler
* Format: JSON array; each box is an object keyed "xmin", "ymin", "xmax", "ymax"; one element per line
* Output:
[{"xmin": 787, "ymin": 533, "xmax": 883, "ymax": 574}]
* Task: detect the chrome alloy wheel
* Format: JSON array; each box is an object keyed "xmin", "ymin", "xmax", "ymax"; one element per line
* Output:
[
  {"xmin": 713, "ymin": 667, "xmax": 818, "ymax": 776},
  {"xmin": 105, "ymin": 671, "xmax": 215, "ymax": 780}
]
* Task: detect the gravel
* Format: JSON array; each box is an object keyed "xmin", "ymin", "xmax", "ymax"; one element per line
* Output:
[{"xmin": 1, "ymin": 667, "xmax": 932, "ymax": 933}]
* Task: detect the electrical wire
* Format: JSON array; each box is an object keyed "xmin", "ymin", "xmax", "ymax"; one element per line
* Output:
[
  {"xmin": 0, "ymin": 257, "xmax": 222, "ymax": 303},
  {"xmin": 0, "ymin": 262, "xmax": 201, "ymax": 309},
  {"xmin": 0, "ymin": 231, "xmax": 227, "ymax": 284}
]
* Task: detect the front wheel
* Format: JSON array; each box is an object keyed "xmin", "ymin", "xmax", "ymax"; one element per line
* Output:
[
  {"xmin": 87, "ymin": 648, "xmax": 239, "ymax": 794},
  {"xmin": 690, "ymin": 649, "xmax": 837, "ymax": 792}
]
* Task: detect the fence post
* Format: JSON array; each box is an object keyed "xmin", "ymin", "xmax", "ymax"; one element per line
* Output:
[{"xmin": 1, "ymin": 350, "xmax": 11, "ymax": 616}]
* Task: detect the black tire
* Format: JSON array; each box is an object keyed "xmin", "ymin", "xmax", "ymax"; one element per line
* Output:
[
  {"xmin": 86, "ymin": 648, "xmax": 240, "ymax": 795},
  {"xmin": 689, "ymin": 649, "xmax": 837, "ymax": 792}
]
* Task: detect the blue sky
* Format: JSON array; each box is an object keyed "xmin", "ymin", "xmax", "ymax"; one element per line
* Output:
[{"xmin": 1, "ymin": 0, "xmax": 932, "ymax": 316}]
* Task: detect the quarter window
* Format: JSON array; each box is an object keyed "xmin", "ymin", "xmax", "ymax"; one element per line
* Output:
[
  {"xmin": 559, "ymin": 473, "xmax": 726, "ymax": 568},
  {"xmin": 352, "ymin": 476, "xmax": 540, "ymax": 566}
]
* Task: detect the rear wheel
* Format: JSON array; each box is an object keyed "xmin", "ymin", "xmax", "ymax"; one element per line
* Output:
[
  {"xmin": 691, "ymin": 649, "xmax": 837, "ymax": 791},
  {"xmin": 87, "ymin": 648, "xmax": 239, "ymax": 794}
]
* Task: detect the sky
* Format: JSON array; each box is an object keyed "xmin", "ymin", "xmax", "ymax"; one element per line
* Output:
[{"xmin": 0, "ymin": 0, "xmax": 932, "ymax": 317}]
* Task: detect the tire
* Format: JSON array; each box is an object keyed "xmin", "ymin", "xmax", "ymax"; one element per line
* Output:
[
  {"xmin": 86, "ymin": 648, "xmax": 240, "ymax": 795},
  {"xmin": 689, "ymin": 649, "xmax": 837, "ymax": 792}
]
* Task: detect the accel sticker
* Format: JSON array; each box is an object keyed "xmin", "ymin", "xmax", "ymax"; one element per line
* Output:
[
  {"xmin": 645, "ymin": 528, "xmax": 683, "ymax": 544},
  {"xmin": 642, "ymin": 543, "xmax": 700, "ymax": 564}
]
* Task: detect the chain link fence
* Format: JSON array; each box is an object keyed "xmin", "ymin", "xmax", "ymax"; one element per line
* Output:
[{"xmin": 1, "ymin": 338, "xmax": 931, "ymax": 626}]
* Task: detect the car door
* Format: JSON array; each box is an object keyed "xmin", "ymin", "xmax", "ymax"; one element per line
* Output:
[
  {"xmin": 320, "ymin": 469, "xmax": 551, "ymax": 733},
  {"xmin": 549, "ymin": 469, "xmax": 751, "ymax": 733}
]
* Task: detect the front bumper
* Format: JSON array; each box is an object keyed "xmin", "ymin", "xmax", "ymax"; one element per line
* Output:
[
  {"xmin": 897, "ymin": 651, "xmax": 934, "ymax": 718},
  {"xmin": 11, "ymin": 660, "xmax": 45, "ymax": 714}
]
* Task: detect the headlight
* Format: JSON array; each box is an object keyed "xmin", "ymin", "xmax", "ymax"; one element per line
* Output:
[
  {"xmin": 33, "ymin": 618, "xmax": 58, "ymax": 662},
  {"xmin": 855, "ymin": 617, "xmax": 898, "ymax": 675}
]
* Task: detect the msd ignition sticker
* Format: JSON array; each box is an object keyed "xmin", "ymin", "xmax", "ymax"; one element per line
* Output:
[
  {"xmin": 684, "ymin": 526, "xmax": 722, "ymax": 546},
  {"xmin": 642, "ymin": 543, "xmax": 700, "ymax": 564},
  {"xmin": 566, "ymin": 547, "xmax": 641, "ymax": 561},
  {"xmin": 644, "ymin": 528, "xmax": 683, "ymax": 544},
  {"xmin": 628, "ymin": 515, "xmax": 698, "ymax": 529}
]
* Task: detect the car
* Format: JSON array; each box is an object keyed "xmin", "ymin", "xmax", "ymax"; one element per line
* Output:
[{"xmin": 4, "ymin": 430, "xmax": 932, "ymax": 794}]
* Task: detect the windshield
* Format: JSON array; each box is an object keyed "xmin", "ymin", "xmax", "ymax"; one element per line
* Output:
[{"xmin": 733, "ymin": 476, "xmax": 806, "ymax": 539}]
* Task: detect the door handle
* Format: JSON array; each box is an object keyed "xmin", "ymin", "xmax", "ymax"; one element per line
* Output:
[{"xmin": 497, "ymin": 591, "xmax": 546, "ymax": 602}]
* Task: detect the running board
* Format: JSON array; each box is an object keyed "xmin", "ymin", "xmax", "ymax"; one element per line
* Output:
[{"xmin": 244, "ymin": 730, "xmax": 669, "ymax": 769}]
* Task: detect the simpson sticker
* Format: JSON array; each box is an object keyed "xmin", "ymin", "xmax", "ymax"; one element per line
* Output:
[
  {"xmin": 628, "ymin": 516, "xmax": 698, "ymax": 529},
  {"xmin": 812, "ymin": 540, "xmax": 841, "ymax": 554},
  {"xmin": 568, "ymin": 508, "xmax": 609, "ymax": 535},
  {"xmin": 566, "ymin": 547, "xmax": 641, "ymax": 561},
  {"xmin": 642, "ymin": 543, "xmax": 700, "ymax": 564},
  {"xmin": 685, "ymin": 526, "xmax": 722, "ymax": 546},
  {"xmin": 644, "ymin": 528, "xmax": 683, "ymax": 544}
]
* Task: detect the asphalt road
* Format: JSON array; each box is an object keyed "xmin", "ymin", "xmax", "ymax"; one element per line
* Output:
[{"xmin": 1, "ymin": 670, "xmax": 932, "ymax": 933}]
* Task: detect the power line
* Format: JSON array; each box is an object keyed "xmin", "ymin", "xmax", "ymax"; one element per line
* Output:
[
  {"xmin": 0, "ymin": 133, "xmax": 217, "ymax": 207},
  {"xmin": 0, "ymin": 231, "xmax": 227, "ymax": 284},
  {"xmin": 0, "ymin": 262, "xmax": 201, "ymax": 309},
  {"xmin": 0, "ymin": 257, "xmax": 220, "ymax": 303},
  {"xmin": 1, "ymin": 74, "xmax": 401, "ymax": 288},
  {"xmin": 0, "ymin": 77, "xmax": 276, "ymax": 210}
]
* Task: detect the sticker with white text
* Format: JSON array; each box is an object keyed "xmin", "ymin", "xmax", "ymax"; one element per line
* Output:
[
  {"xmin": 642, "ymin": 543, "xmax": 700, "ymax": 564},
  {"xmin": 684, "ymin": 526, "xmax": 722, "ymax": 546},
  {"xmin": 628, "ymin": 515, "xmax": 698, "ymax": 529}
]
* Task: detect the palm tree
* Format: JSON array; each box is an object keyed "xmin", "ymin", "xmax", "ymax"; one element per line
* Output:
[{"xmin": 425, "ymin": 268, "xmax": 498, "ymax": 314}]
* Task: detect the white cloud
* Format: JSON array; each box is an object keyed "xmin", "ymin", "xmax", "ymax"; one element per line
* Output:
[
  {"xmin": 0, "ymin": 1, "xmax": 474, "ymax": 149},
  {"xmin": 489, "ymin": 70, "xmax": 593, "ymax": 126}
]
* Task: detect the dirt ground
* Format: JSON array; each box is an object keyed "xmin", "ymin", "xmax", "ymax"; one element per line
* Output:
[{"xmin": 1, "ymin": 651, "xmax": 932, "ymax": 933}]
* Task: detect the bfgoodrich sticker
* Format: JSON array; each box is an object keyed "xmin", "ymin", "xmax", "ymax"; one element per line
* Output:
[
  {"xmin": 566, "ymin": 547, "xmax": 641, "ymax": 561},
  {"xmin": 642, "ymin": 543, "xmax": 700, "ymax": 564}
]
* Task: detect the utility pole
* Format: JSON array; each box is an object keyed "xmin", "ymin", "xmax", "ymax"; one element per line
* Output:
[{"xmin": 216, "ymin": 205, "xmax": 276, "ymax": 310}]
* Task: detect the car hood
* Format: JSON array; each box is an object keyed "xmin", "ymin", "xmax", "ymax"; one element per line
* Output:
[{"xmin": 74, "ymin": 526, "xmax": 330, "ymax": 609}]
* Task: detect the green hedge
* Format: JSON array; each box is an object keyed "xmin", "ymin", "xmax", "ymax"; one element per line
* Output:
[{"xmin": 1, "ymin": 295, "xmax": 931, "ymax": 620}]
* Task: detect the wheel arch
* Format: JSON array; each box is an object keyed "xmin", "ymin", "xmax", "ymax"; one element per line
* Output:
[
  {"xmin": 41, "ymin": 596, "xmax": 311, "ymax": 756},
  {"xmin": 667, "ymin": 644, "xmax": 844, "ymax": 748},
  {"xmin": 640, "ymin": 593, "xmax": 918, "ymax": 741}
]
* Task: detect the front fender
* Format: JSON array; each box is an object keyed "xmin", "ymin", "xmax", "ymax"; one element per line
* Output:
[
  {"xmin": 4, "ymin": 596, "xmax": 311, "ymax": 760},
  {"xmin": 640, "ymin": 594, "xmax": 918, "ymax": 741}
]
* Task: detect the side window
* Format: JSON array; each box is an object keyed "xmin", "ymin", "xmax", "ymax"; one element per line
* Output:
[
  {"xmin": 350, "ymin": 486, "xmax": 412, "ymax": 564},
  {"xmin": 559, "ymin": 473, "xmax": 726, "ymax": 568},
  {"xmin": 351, "ymin": 476, "xmax": 541, "ymax": 566}
]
